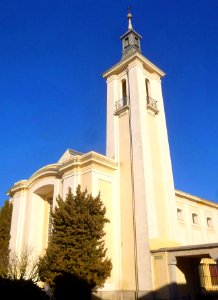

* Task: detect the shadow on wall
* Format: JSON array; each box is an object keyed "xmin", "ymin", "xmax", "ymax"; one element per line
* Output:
[
  {"xmin": 92, "ymin": 283, "xmax": 218, "ymax": 300},
  {"xmin": 137, "ymin": 283, "xmax": 218, "ymax": 300},
  {"xmin": 1, "ymin": 274, "xmax": 218, "ymax": 300}
]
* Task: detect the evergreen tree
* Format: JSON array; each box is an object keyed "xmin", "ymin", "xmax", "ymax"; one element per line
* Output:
[
  {"xmin": 38, "ymin": 185, "xmax": 112, "ymax": 291},
  {"xmin": 0, "ymin": 200, "xmax": 13, "ymax": 277}
]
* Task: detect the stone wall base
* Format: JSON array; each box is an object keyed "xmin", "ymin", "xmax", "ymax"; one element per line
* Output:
[{"xmin": 92, "ymin": 290, "xmax": 154, "ymax": 300}]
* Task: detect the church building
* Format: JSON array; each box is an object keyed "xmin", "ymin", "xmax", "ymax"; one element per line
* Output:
[{"xmin": 8, "ymin": 12, "xmax": 218, "ymax": 300}]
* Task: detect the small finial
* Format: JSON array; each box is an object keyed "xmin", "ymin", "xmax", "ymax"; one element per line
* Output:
[{"xmin": 127, "ymin": 6, "xmax": 133, "ymax": 30}]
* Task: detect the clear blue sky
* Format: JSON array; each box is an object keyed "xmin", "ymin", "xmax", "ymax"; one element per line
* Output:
[{"xmin": 0, "ymin": 0, "xmax": 218, "ymax": 207}]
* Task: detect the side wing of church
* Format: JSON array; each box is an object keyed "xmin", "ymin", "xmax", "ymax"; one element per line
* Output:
[{"xmin": 7, "ymin": 11, "xmax": 218, "ymax": 300}]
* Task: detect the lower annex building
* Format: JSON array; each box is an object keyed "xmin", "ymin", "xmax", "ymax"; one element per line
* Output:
[{"xmin": 8, "ymin": 12, "xmax": 218, "ymax": 300}]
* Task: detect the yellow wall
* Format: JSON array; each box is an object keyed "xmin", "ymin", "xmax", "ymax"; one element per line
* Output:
[{"xmin": 118, "ymin": 110, "xmax": 136, "ymax": 290}]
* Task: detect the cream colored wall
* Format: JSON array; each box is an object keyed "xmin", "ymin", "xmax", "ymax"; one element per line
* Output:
[
  {"xmin": 127, "ymin": 61, "xmax": 154, "ymax": 292},
  {"xmin": 152, "ymin": 253, "xmax": 170, "ymax": 299},
  {"xmin": 106, "ymin": 75, "xmax": 118, "ymax": 160},
  {"xmin": 147, "ymin": 111, "xmax": 168, "ymax": 239},
  {"xmin": 80, "ymin": 171, "xmax": 92, "ymax": 192},
  {"xmin": 62, "ymin": 173, "xmax": 80, "ymax": 197},
  {"xmin": 9, "ymin": 189, "xmax": 28, "ymax": 252},
  {"xmin": 118, "ymin": 110, "xmax": 136, "ymax": 291},
  {"xmin": 25, "ymin": 192, "xmax": 47, "ymax": 254},
  {"xmin": 175, "ymin": 192, "xmax": 218, "ymax": 245},
  {"xmin": 141, "ymin": 70, "xmax": 177, "ymax": 249},
  {"xmin": 87, "ymin": 168, "xmax": 121, "ymax": 293},
  {"xmin": 106, "ymin": 64, "xmax": 151, "ymax": 292}
]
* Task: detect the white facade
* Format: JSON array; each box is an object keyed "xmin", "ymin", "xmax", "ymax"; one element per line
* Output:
[{"xmin": 8, "ymin": 13, "xmax": 218, "ymax": 300}]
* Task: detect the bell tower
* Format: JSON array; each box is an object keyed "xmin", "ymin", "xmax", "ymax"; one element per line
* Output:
[{"xmin": 103, "ymin": 11, "xmax": 177, "ymax": 299}]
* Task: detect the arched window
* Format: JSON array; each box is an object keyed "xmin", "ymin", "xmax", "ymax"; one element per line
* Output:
[
  {"xmin": 192, "ymin": 213, "xmax": 199, "ymax": 225},
  {"xmin": 145, "ymin": 78, "xmax": 150, "ymax": 100},
  {"xmin": 122, "ymin": 79, "xmax": 127, "ymax": 106},
  {"xmin": 145, "ymin": 78, "xmax": 158, "ymax": 113},
  {"xmin": 207, "ymin": 217, "xmax": 213, "ymax": 228}
]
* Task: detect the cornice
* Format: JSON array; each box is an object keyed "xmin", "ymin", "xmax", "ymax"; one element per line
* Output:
[
  {"xmin": 59, "ymin": 151, "xmax": 117, "ymax": 173},
  {"xmin": 7, "ymin": 152, "xmax": 117, "ymax": 197},
  {"xmin": 7, "ymin": 164, "xmax": 61, "ymax": 196},
  {"xmin": 175, "ymin": 189, "xmax": 218, "ymax": 209},
  {"xmin": 120, "ymin": 29, "xmax": 142, "ymax": 40},
  {"xmin": 28, "ymin": 164, "xmax": 61, "ymax": 185},
  {"xmin": 151, "ymin": 242, "xmax": 218, "ymax": 254},
  {"xmin": 7, "ymin": 180, "xmax": 28, "ymax": 197},
  {"xmin": 102, "ymin": 52, "xmax": 165, "ymax": 79}
]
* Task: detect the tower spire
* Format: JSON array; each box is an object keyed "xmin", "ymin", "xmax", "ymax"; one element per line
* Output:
[{"xmin": 127, "ymin": 6, "xmax": 133, "ymax": 30}]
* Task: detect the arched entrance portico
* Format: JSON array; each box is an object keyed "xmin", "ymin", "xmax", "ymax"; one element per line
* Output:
[
  {"xmin": 24, "ymin": 184, "xmax": 55, "ymax": 257},
  {"xmin": 33, "ymin": 184, "xmax": 54, "ymax": 244}
]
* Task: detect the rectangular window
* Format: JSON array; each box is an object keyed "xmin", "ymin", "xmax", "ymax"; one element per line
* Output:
[
  {"xmin": 177, "ymin": 208, "xmax": 184, "ymax": 221},
  {"xmin": 207, "ymin": 217, "xmax": 213, "ymax": 228},
  {"xmin": 192, "ymin": 213, "xmax": 199, "ymax": 225}
]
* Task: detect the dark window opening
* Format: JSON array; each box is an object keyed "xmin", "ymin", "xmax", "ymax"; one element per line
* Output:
[
  {"xmin": 145, "ymin": 79, "xmax": 150, "ymax": 97},
  {"xmin": 122, "ymin": 80, "xmax": 127, "ymax": 106},
  {"xmin": 134, "ymin": 37, "xmax": 139, "ymax": 47},
  {"xmin": 192, "ymin": 213, "xmax": 199, "ymax": 224},
  {"xmin": 122, "ymin": 80, "xmax": 127, "ymax": 97},
  {"xmin": 207, "ymin": 217, "xmax": 213, "ymax": 228},
  {"xmin": 124, "ymin": 37, "xmax": 129, "ymax": 48}
]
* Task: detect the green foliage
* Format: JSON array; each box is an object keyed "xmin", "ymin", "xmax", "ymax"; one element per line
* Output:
[
  {"xmin": 38, "ymin": 185, "xmax": 112, "ymax": 290},
  {"xmin": 0, "ymin": 200, "xmax": 13, "ymax": 277}
]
